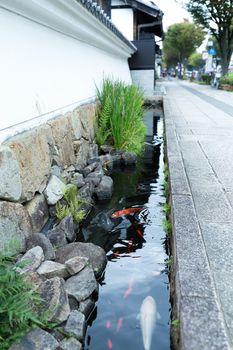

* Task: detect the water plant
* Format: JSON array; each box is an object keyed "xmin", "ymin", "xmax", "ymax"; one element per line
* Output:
[
  {"xmin": 0, "ymin": 247, "xmax": 47, "ymax": 349},
  {"xmin": 56, "ymin": 185, "xmax": 87, "ymax": 222},
  {"xmin": 95, "ymin": 78, "xmax": 146, "ymax": 154},
  {"xmin": 162, "ymin": 218, "xmax": 172, "ymax": 235}
]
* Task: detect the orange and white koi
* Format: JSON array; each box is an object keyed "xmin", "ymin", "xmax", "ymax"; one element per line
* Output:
[
  {"xmin": 111, "ymin": 207, "xmax": 143, "ymax": 218},
  {"xmin": 116, "ymin": 317, "xmax": 123, "ymax": 333}
]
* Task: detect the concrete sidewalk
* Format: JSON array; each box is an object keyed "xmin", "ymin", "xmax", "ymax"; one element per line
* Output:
[{"xmin": 163, "ymin": 80, "xmax": 233, "ymax": 350}]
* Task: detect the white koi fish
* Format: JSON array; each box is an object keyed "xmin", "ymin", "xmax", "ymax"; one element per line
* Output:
[{"xmin": 140, "ymin": 296, "xmax": 159, "ymax": 350}]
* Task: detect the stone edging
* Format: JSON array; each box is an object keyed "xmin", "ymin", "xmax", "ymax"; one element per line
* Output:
[{"xmin": 163, "ymin": 97, "xmax": 231, "ymax": 350}]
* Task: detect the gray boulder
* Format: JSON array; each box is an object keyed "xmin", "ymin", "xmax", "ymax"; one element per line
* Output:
[
  {"xmin": 38, "ymin": 277, "xmax": 70, "ymax": 323},
  {"xmin": 60, "ymin": 337, "xmax": 82, "ymax": 350},
  {"xmin": 58, "ymin": 215, "xmax": 76, "ymax": 242},
  {"xmin": 65, "ymin": 266, "xmax": 98, "ymax": 302},
  {"xmin": 122, "ymin": 151, "xmax": 137, "ymax": 165},
  {"xmin": 83, "ymin": 162, "xmax": 98, "ymax": 177},
  {"xmin": 99, "ymin": 154, "xmax": 113, "ymax": 171},
  {"xmin": 0, "ymin": 201, "xmax": 32, "ymax": 256},
  {"xmin": 95, "ymin": 175, "xmax": 113, "ymax": 200},
  {"xmin": 47, "ymin": 226, "xmax": 68, "ymax": 249},
  {"xmin": 44, "ymin": 175, "xmax": 66, "ymax": 205},
  {"xmin": 64, "ymin": 310, "xmax": 86, "ymax": 341},
  {"xmin": 25, "ymin": 194, "xmax": 49, "ymax": 233},
  {"xmin": 88, "ymin": 143, "xmax": 98, "ymax": 159},
  {"xmin": 78, "ymin": 183, "xmax": 94, "ymax": 198},
  {"xmin": 16, "ymin": 246, "xmax": 44, "ymax": 274},
  {"xmin": 37, "ymin": 260, "xmax": 68, "ymax": 279},
  {"xmin": 9, "ymin": 328, "xmax": 59, "ymax": 350},
  {"xmin": 79, "ymin": 298, "xmax": 96, "ymax": 319},
  {"xmin": 71, "ymin": 172, "xmax": 85, "ymax": 188},
  {"xmin": 26, "ymin": 233, "xmax": 55, "ymax": 260},
  {"xmin": 55, "ymin": 242, "xmax": 107, "ymax": 278},
  {"xmin": 65, "ymin": 256, "xmax": 89, "ymax": 275}
]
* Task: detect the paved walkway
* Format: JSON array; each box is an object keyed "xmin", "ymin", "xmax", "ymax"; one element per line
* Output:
[{"xmin": 162, "ymin": 80, "xmax": 233, "ymax": 350}]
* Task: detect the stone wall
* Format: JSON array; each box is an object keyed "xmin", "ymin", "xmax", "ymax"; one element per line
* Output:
[{"xmin": 0, "ymin": 101, "xmax": 97, "ymax": 253}]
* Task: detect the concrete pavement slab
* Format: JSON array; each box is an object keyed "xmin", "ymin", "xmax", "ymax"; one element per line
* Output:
[{"xmin": 164, "ymin": 80, "xmax": 233, "ymax": 349}]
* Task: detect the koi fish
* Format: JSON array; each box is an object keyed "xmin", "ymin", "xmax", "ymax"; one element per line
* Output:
[
  {"xmin": 136, "ymin": 228, "xmax": 143, "ymax": 238},
  {"xmin": 106, "ymin": 320, "xmax": 111, "ymax": 329},
  {"xmin": 116, "ymin": 317, "xmax": 123, "ymax": 333},
  {"xmin": 127, "ymin": 240, "xmax": 133, "ymax": 253},
  {"xmin": 111, "ymin": 207, "xmax": 143, "ymax": 218},
  {"xmin": 124, "ymin": 279, "xmax": 133, "ymax": 298},
  {"xmin": 107, "ymin": 339, "xmax": 113, "ymax": 349},
  {"xmin": 140, "ymin": 296, "xmax": 159, "ymax": 350}
]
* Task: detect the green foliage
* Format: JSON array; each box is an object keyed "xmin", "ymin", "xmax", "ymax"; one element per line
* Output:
[
  {"xmin": 96, "ymin": 78, "xmax": 146, "ymax": 154},
  {"xmin": 220, "ymin": 72, "xmax": 233, "ymax": 86},
  {"xmin": 171, "ymin": 318, "xmax": 180, "ymax": 327},
  {"xmin": 0, "ymin": 250, "xmax": 46, "ymax": 349},
  {"xmin": 201, "ymin": 74, "xmax": 212, "ymax": 85},
  {"xmin": 56, "ymin": 185, "xmax": 86, "ymax": 222},
  {"xmin": 162, "ymin": 218, "xmax": 172, "ymax": 235},
  {"xmin": 162, "ymin": 202, "xmax": 171, "ymax": 215},
  {"xmin": 163, "ymin": 22, "xmax": 205, "ymax": 72},
  {"xmin": 185, "ymin": 0, "xmax": 233, "ymax": 74},
  {"xmin": 188, "ymin": 52, "xmax": 205, "ymax": 69},
  {"xmin": 165, "ymin": 256, "xmax": 174, "ymax": 267}
]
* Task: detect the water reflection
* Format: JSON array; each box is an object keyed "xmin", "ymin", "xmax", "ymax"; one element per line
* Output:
[{"xmin": 82, "ymin": 109, "xmax": 170, "ymax": 350}]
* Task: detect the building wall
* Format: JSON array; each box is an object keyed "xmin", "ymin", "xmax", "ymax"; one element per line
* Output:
[
  {"xmin": 131, "ymin": 70, "xmax": 155, "ymax": 96},
  {"xmin": 111, "ymin": 9, "xmax": 134, "ymax": 41},
  {"xmin": 0, "ymin": 2, "xmax": 134, "ymax": 137}
]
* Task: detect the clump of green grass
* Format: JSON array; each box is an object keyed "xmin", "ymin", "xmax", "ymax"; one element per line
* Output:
[
  {"xmin": 0, "ymin": 248, "xmax": 47, "ymax": 349},
  {"xmin": 162, "ymin": 218, "xmax": 172, "ymax": 235},
  {"xmin": 56, "ymin": 185, "xmax": 87, "ymax": 222},
  {"xmin": 162, "ymin": 202, "xmax": 171, "ymax": 215},
  {"xmin": 95, "ymin": 78, "xmax": 146, "ymax": 155}
]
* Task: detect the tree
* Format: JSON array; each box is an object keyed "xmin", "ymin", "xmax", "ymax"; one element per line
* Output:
[
  {"xmin": 188, "ymin": 52, "xmax": 205, "ymax": 69},
  {"xmin": 186, "ymin": 0, "xmax": 233, "ymax": 75},
  {"xmin": 163, "ymin": 22, "xmax": 205, "ymax": 76}
]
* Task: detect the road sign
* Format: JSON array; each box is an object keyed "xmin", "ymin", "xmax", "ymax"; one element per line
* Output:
[{"xmin": 208, "ymin": 47, "xmax": 216, "ymax": 55}]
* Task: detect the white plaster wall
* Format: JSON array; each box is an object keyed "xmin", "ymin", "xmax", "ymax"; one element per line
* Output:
[
  {"xmin": 0, "ymin": 8, "xmax": 132, "ymax": 131},
  {"xmin": 131, "ymin": 70, "xmax": 155, "ymax": 96},
  {"xmin": 112, "ymin": 9, "xmax": 134, "ymax": 41}
]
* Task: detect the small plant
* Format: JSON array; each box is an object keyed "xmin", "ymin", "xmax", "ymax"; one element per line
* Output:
[
  {"xmin": 162, "ymin": 218, "xmax": 172, "ymax": 235},
  {"xmin": 0, "ymin": 248, "xmax": 46, "ymax": 349},
  {"xmin": 162, "ymin": 202, "xmax": 171, "ymax": 215},
  {"xmin": 171, "ymin": 318, "xmax": 180, "ymax": 327},
  {"xmin": 56, "ymin": 185, "xmax": 87, "ymax": 222},
  {"xmin": 165, "ymin": 256, "xmax": 174, "ymax": 267},
  {"xmin": 200, "ymin": 73, "xmax": 212, "ymax": 85},
  {"xmin": 95, "ymin": 78, "xmax": 146, "ymax": 154}
]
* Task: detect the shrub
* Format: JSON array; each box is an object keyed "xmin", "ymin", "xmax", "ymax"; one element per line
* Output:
[
  {"xmin": 96, "ymin": 78, "xmax": 146, "ymax": 154},
  {"xmin": 56, "ymin": 185, "xmax": 87, "ymax": 222},
  {"xmin": 201, "ymin": 74, "xmax": 212, "ymax": 84},
  {"xmin": 0, "ymin": 248, "xmax": 45, "ymax": 349},
  {"xmin": 220, "ymin": 72, "xmax": 233, "ymax": 86}
]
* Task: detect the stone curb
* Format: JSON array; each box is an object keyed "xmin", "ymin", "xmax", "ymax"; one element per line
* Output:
[{"xmin": 163, "ymin": 96, "xmax": 231, "ymax": 350}]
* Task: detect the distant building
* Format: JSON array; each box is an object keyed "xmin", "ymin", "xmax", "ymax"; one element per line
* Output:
[{"xmin": 111, "ymin": 0, "xmax": 163, "ymax": 95}]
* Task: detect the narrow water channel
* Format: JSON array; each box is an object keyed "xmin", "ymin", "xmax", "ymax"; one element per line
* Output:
[{"xmin": 80, "ymin": 108, "xmax": 171, "ymax": 350}]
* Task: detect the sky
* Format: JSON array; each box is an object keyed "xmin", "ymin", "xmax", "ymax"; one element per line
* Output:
[
  {"xmin": 155, "ymin": 0, "xmax": 207, "ymax": 51},
  {"xmin": 155, "ymin": 0, "xmax": 191, "ymax": 30}
]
